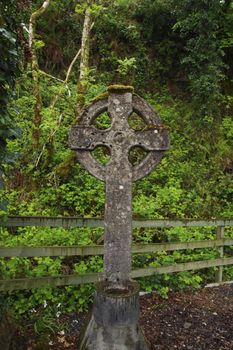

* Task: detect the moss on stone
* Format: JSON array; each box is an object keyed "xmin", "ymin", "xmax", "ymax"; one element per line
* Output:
[
  {"xmin": 107, "ymin": 84, "xmax": 134, "ymax": 93},
  {"xmin": 92, "ymin": 92, "xmax": 109, "ymax": 102},
  {"xmin": 91, "ymin": 85, "xmax": 135, "ymax": 104}
]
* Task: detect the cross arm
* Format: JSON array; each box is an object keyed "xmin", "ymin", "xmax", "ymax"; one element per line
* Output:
[
  {"xmin": 69, "ymin": 126, "xmax": 108, "ymax": 151},
  {"xmin": 131, "ymin": 127, "xmax": 169, "ymax": 151}
]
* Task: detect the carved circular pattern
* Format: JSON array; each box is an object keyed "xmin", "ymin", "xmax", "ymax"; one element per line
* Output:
[{"xmin": 74, "ymin": 94, "xmax": 168, "ymax": 182}]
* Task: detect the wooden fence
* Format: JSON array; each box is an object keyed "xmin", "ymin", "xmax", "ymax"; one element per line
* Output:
[{"xmin": 0, "ymin": 217, "xmax": 233, "ymax": 291}]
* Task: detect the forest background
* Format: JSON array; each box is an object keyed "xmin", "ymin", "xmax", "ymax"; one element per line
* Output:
[{"xmin": 0, "ymin": 0, "xmax": 233, "ymax": 319}]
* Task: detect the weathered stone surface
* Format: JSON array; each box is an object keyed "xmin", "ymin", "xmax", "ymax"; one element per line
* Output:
[
  {"xmin": 78, "ymin": 281, "xmax": 149, "ymax": 350},
  {"xmin": 78, "ymin": 316, "xmax": 149, "ymax": 350},
  {"xmin": 69, "ymin": 86, "xmax": 169, "ymax": 349},
  {"xmin": 93, "ymin": 280, "xmax": 140, "ymax": 326},
  {"xmin": 69, "ymin": 94, "xmax": 169, "ymax": 183},
  {"xmin": 69, "ymin": 89, "xmax": 169, "ymax": 284}
]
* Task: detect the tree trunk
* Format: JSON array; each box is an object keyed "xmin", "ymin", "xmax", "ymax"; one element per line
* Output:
[
  {"xmin": 29, "ymin": 0, "xmax": 50, "ymax": 149},
  {"xmin": 76, "ymin": 8, "xmax": 92, "ymax": 118},
  {"xmin": 55, "ymin": 7, "xmax": 93, "ymax": 180}
]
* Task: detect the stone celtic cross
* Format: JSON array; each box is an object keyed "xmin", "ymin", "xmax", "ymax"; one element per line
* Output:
[{"xmin": 69, "ymin": 86, "xmax": 169, "ymax": 287}]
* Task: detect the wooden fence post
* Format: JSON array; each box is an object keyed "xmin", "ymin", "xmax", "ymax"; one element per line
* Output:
[{"xmin": 215, "ymin": 225, "xmax": 224, "ymax": 283}]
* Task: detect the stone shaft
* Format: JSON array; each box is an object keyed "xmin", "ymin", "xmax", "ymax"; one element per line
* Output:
[
  {"xmin": 103, "ymin": 92, "xmax": 133, "ymax": 284},
  {"xmin": 104, "ymin": 152, "xmax": 132, "ymax": 283},
  {"xmin": 104, "ymin": 93, "xmax": 132, "ymax": 285}
]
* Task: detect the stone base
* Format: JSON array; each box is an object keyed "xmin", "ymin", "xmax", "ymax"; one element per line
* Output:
[
  {"xmin": 78, "ymin": 280, "xmax": 149, "ymax": 350},
  {"xmin": 78, "ymin": 315, "xmax": 148, "ymax": 350}
]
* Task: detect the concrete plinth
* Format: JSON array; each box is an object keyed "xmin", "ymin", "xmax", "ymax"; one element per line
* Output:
[{"xmin": 78, "ymin": 280, "xmax": 149, "ymax": 350}]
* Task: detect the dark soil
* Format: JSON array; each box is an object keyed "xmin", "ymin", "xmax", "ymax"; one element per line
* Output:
[
  {"xmin": 140, "ymin": 284, "xmax": 233, "ymax": 350},
  {"xmin": 9, "ymin": 284, "xmax": 233, "ymax": 350}
]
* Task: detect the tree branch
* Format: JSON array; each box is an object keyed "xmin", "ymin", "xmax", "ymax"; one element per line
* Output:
[
  {"xmin": 35, "ymin": 113, "xmax": 63, "ymax": 168},
  {"xmin": 29, "ymin": 0, "xmax": 50, "ymax": 150},
  {"xmin": 65, "ymin": 49, "xmax": 81, "ymax": 83},
  {"xmin": 79, "ymin": 9, "xmax": 92, "ymax": 81},
  {"xmin": 39, "ymin": 70, "xmax": 65, "ymax": 83},
  {"xmin": 29, "ymin": 0, "xmax": 50, "ymax": 48}
]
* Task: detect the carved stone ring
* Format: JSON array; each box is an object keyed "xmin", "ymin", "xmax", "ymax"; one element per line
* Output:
[{"xmin": 69, "ymin": 87, "xmax": 169, "ymax": 183}]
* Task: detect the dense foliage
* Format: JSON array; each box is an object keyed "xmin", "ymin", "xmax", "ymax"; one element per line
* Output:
[
  {"xmin": 172, "ymin": 0, "xmax": 226, "ymax": 121},
  {"xmin": 0, "ymin": 0, "xmax": 233, "ymax": 326},
  {"xmin": 0, "ymin": 0, "xmax": 21, "ymax": 211}
]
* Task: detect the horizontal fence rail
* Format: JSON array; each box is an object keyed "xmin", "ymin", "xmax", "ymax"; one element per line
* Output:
[
  {"xmin": 1, "ymin": 258, "xmax": 233, "ymax": 292},
  {"xmin": 0, "ymin": 216, "xmax": 233, "ymax": 291},
  {"xmin": 1, "ymin": 216, "xmax": 233, "ymax": 228},
  {"xmin": 0, "ymin": 239, "xmax": 233, "ymax": 257}
]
